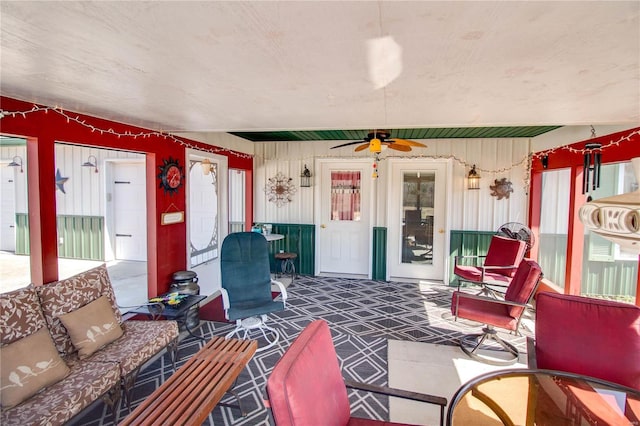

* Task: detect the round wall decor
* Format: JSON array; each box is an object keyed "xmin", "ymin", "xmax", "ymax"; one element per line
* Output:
[
  {"xmin": 158, "ymin": 157, "xmax": 184, "ymax": 195},
  {"xmin": 264, "ymin": 172, "xmax": 297, "ymax": 207},
  {"xmin": 490, "ymin": 178, "xmax": 513, "ymax": 200}
]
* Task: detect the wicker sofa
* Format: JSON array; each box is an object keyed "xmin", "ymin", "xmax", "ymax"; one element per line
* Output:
[{"xmin": 0, "ymin": 264, "xmax": 179, "ymax": 426}]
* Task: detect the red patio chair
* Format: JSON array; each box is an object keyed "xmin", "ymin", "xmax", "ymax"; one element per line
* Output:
[
  {"xmin": 265, "ymin": 319, "xmax": 448, "ymax": 426},
  {"xmin": 451, "ymin": 259, "xmax": 543, "ymax": 365},
  {"xmin": 453, "ymin": 235, "xmax": 527, "ymax": 297},
  {"xmin": 528, "ymin": 291, "xmax": 640, "ymax": 390}
]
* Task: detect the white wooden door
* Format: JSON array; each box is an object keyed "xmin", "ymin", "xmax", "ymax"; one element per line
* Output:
[
  {"xmin": 316, "ymin": 159, "xmax": 372, "ymax": 277},
  {"xmin": 387, "ymin": 160, "xmax": 448, "ymax": 281},
  {"xmin": 0, "ymin": 166, "xmax": 16, "ymax": 251},
  {"xmin": 113, "ymin": 162, "xmax": 147, "ymax": 261}
]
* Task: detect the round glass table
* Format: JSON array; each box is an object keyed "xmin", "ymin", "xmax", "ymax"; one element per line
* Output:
[{"xmin": 447, "ymin": 368, "xmax": 640, "ymax": 426}]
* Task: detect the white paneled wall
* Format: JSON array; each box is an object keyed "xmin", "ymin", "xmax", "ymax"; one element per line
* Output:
[
  {"xmin": 254, "ymin": 138, "xmax": 532, "ymax": 231},
  {"xmin": 54, "ymin": 144, "xmax": 144, "ymax": 216},
  {"xmin": 1, "ymin": 144, "xmax": 28, "ymax": 214}
]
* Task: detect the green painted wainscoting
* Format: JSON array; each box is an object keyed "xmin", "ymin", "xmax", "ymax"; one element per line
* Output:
[
  {"xmin": 372, "ymin": 227, "xmax": 387, "ymax": 280},
  {"xmin": 448, "ymin": 230, "xmax": 495, "ymax": 286},
  {"xmin": 15, "ymin": 213, "xmax": 104, "ymax": 260},
  {"xmin": 266, "ymin": 223, "xmax": 315, "ymax": 276},
  {"xmin": 15, "ymin": 213, "xmax": 30, "ymax": 255}
]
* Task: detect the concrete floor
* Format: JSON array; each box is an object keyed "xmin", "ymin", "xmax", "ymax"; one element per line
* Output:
[
  {"xmin": 0, "ymin": 251, "xmax": 291, "ymax": 313},
  {"xmin": 0, "ymin": 251, "xmax": 148, "ymax": 313}
]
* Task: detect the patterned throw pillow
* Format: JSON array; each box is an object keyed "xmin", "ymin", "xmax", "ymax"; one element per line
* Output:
[
  {"xmin": 58, "ymin": 296, "xmax": 123, "ymax": 359},
  {"xmin": 0, "ymin": 328, "xmax": 70, "ymax": 409}
]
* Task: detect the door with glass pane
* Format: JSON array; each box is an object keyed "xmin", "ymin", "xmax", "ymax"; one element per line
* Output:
[
  {"xmin": 388, "ymin": 160, "xmax": 447, "ymax": 280},
  {"xmin": 317, "ymin": 160, "xmax": 371, "ymax": 277}
]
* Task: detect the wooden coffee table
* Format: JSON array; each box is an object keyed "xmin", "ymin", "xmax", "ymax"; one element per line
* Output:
[{"xmin": 120, "ymin": 336, "xmax": 258, "ymax": 425}]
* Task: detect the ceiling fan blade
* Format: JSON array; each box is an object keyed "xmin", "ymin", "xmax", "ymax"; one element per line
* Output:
[
  {"xmin": 354, "ymin": 142, "xmax": 371, "ymax": 152},
  {"xmin": 391, "ymin": 138, "xmax": 427, "ymax": 148},
  {"xmin": 387, "ymin": 143, "xmax": 412, "ymax": 152},
  {"xmin": 331, "ymin": 140, "xmax": 364, "ymax": 149}
]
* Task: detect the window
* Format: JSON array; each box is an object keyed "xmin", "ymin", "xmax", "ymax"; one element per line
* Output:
[
  {"xmin": 581, "ymin": 161, "xmax": 638, "ymax": 303},
  {"xmin": 330, "ymin": 171, "xmax": 361, "ymax": 221},
  {"xmin": 538, "ymin": 169, "xmax": 571, "ymax": 289}
]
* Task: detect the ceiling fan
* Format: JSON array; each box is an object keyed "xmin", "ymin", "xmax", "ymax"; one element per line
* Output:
[{"xmin": 331, "ymin": 130, "xmax": 427, "ymax": 153}]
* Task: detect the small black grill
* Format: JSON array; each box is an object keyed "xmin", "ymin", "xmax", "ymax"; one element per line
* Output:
[{"xmin": 170, "ymin": 270, "xmax": 200, "ymax": 330}]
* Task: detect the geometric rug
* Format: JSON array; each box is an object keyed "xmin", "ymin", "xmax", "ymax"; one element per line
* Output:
[{"xmin": 71, "ymin": 276, "xmax": 531, "ymax": 425}]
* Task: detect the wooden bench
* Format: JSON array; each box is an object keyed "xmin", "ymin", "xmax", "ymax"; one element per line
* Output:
[{"xmin": 120, "ymin": 336, "xmax": 258, "ymax": 426}]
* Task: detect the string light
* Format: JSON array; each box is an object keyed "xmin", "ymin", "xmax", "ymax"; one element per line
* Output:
[
  {"xmin": 0, "ymin": 105, "xmax": 253, "ymax": 160},
  {"xmin": 532, "ymin": 128, "xmax": 640, "ymax": 161}
]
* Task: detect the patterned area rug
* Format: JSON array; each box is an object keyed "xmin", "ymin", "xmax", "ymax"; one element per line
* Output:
[{"xmin": 72, "ymin": 276, "xmax": 530, "ymax": 425}]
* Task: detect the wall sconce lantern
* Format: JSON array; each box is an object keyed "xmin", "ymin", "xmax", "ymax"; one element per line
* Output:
[
  {"xmin": 8, "ymin": 155, "xmax": 23, "ymax": 173},
  {"xmin": 467, "ymin": 164, "xmax": 480, "ymax": 190},
  {"xmin": 201, "ymin": 158, "xmax": 214, "ymax": 175},
  {"xmin": 300, "ymin": 164, "xmax": 312, "ymax": 187},
  {"xmin": 82, "ymin": 155, "xmax": 99, "ymax": 173}
]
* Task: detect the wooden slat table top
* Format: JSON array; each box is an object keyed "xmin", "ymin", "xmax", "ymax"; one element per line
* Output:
[{"xmin": 120, "ymin": 336, "xmax": 258, "ymax": 426}]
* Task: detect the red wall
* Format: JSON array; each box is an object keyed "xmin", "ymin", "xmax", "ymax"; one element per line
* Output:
[{"xmin": 0, "ymin": 96, "xmax": 252, "ymax": 296}]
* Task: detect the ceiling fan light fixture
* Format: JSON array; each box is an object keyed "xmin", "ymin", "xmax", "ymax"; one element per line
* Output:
[{"xmin": 369, "ymin": 138, "xmax": 382, "ymax": 153}]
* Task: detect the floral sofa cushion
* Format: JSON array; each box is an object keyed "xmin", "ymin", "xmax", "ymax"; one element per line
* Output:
[
  {"xmin": 0, "ymin": 358, "xmax": 120, "ymax": 426},
  {"xmin": 87, "ymin": 320, "xmax": 179, "ymax": 377},
  {"xmin": 0, "ymin": 285, "xmax": 46, "ymax": 345},
  {"xmin": 37, "ymin": 264, "xmax": 122, "ymax": 356}
]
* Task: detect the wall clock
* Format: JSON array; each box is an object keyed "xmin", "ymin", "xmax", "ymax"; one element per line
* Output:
[{"xmin": 157, "ymin": 157, "xmax": 184, "ymax": 195}]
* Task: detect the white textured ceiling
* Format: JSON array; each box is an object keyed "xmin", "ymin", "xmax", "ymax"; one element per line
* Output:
[{"xmin": 1, "ymin": 1, "xmax": 638, "ymax": 133}]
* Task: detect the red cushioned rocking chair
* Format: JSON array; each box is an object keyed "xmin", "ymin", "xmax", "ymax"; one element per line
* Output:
[
  {"xmin": 451, "ymin": 259, "xmax": 543, "ymax": 366},
  {"xmin": 453, "ymin": 235, "xmax": 527, "ymax": 297}
]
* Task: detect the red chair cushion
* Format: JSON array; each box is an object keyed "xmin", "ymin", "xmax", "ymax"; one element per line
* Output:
[
  {"xmin": 452, "ymin": 265, "xmax": 512, "ymax": 285},
  {"xmin": 535, "ymin": 292, "xmax": 640, "ymax": 390},
  {"xmin": 267, "ymin": 320, "xmax": 351, "ymax": 426},
  {"xmin": 484, "ymin": 236, "xmax": 527, "ymax": 277},
  {"xmin": 451, "ymin": 292, "xmax": 518, "ymax": 331},
  {"xmin": 503, "ymin": 259, "xmax": 542, "ymax": 318}
]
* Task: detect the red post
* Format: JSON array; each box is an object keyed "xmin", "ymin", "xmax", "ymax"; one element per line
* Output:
[
  {"xmin": 565, "ymin": 166, "xmax": 586, "ymax": 295},
  {"xmin": 26, "ymin": 135, "xmax": 58, "ymax": 285}
]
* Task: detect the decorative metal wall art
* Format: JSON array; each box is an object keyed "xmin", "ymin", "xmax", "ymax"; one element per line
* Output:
[
  {"xmin": 490, "ymin": 178, "xmax": 513, "ymax": 200},
  {"xmin": 265, "ymin": 172, "xmax": 297, "ymax": 207},
  {"xmin": 55, "ymin": 169, "xmax": 69, "ymax": 193}
]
